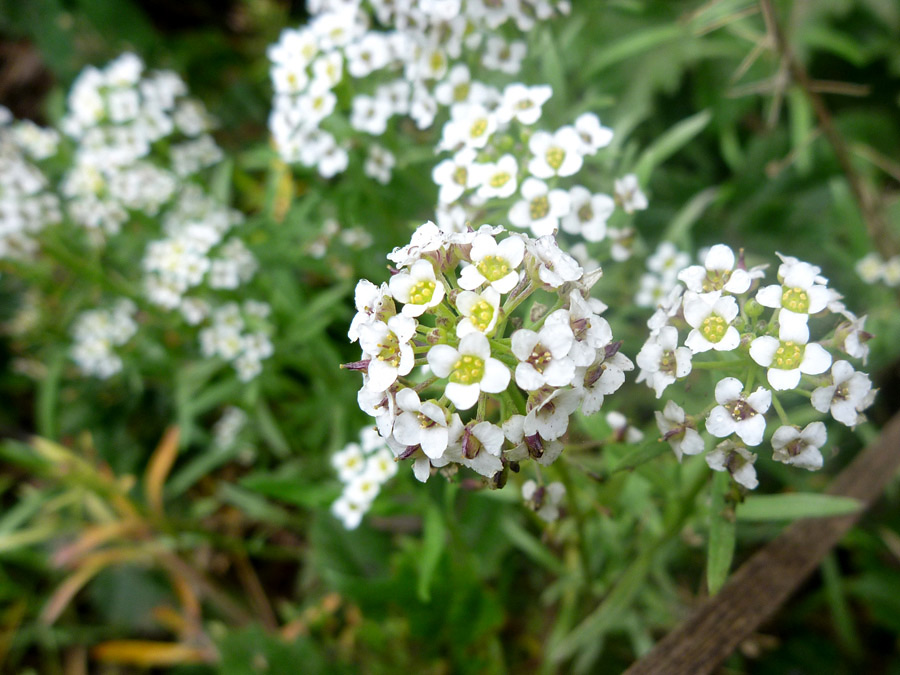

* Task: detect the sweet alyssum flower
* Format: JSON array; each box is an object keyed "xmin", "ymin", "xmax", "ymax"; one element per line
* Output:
[
  {"xmin": 613, "ymin": 174, "xmax": 647, "ymax": 214},
  {"xmin": 678, "ymin": 244, "xmax": 753, "ymax": 295},
  {"xmin": 528, "ymin": 127, "xmax": 583, "ymax": 178},
  {"xmin": 705, "ymin": 377, "xmax": 771, "ymax": 446},
  {"xmin": 707, "ymin": 441, "xmax": 759, "ymax": 490},
  {"xmin": 508, "ymin": 177, "xmax": 570, "ymax": 236},
  {"xmin": 427, "ymin": 332, "xmax": 511, "ymax": 410},
  {"xmin": 683, "ymin": 291, "xmax": 740, "ymax": 353},
  {"xmin": 771, "ymin": 421, "xmax": 826, "ymax": 471},
  {"xmin": 636, "ymin": 325, "xmax": 692, "ymax": 397},
  {"xmin": 560, "ymin": 186, "xmax": 613, "ymax": 242},
  {"xmin": 655, "ymin": 400, "xmax": 704, "ymax": 461},
  {"xmin": 749, "ymin": 311, "xmax": 831, "ymax": 390},
  {"xmin": 810, "ymin": 360, "xmax": 875, "ymax": 427}
]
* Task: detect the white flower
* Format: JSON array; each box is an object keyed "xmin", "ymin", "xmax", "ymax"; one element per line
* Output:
[
  {"xmin": 855, "ymin": 252, "xmax": 884, "ymax": 284},
  {"xmin": 636, "ymin": 325, "xmax": 692, "ymax": 397},
  {"xmin": 432, "ymin": 147, "xmax": 477, "ymax": 204},
  {"xmin": 522, "ymin": 480, "xmax": 566, "ymax": 522},
  {"xmin": 529, "ymin": 235, "xmax": 583, "ymax": 288},
  {"xmin": 749, "ymin": 312, "xmax": 832, "ymax": 390},
  {"xmin": 835, "ymin": 311, "xmax": 871, "ymax": 364},
  {"xmin": 496, "ymin": 83, "xmax": 552, "ymax": 125},
  {"xmin": 811, "ymin": 360, "xmax": 875, "ymax": 427},
  {"xmin": 358, "ymin": 314, "xmax": 417, "ymax": 392},
  {"xmin": 459, "ymin": 232, "xmax": 524, "ymax": 294},
  {"xmin": 427, "ymin": 333, "xmax": 510, "ymax": 410},
  {"xmin": 345, "ymin": 32, "xmax": 391, "ymax": 78},
  {"xmin": 387, "ymin": 220, "xmax": 445, "ymax": 269},
  {"xmin": 331, "ymin": 494, "xmax": 366, "ymax": 529},
  {"xmin": 576, "ymin": 352, "xmax": 633, "ymax": 415},
  {"xmin": 511, "ymin": 322, "xmax": 576, "ymax": 390},
  {"xmin": 756, "ymin": 258, "xmax": 831, "ymax": 323},
  {"xmin": 613, "ymin": 174, "xmax": 647, "ymax": 213},
  {"xmin": 655, "ymin": 400, "xmax": 704, "ymax": 461},
  {"xmin": 525, "ymin": 387, "xmax": 580, "ymax": 443},
  {"xmin": 392, "ymin": 389, "xmax": 451, "ymax": 460},
  {"xmin": 482, "ymin": 37, "xmax": 526, "ymax": 74},
  {"xmin": 389, "ymin": 259, "xmax": 446, "ymax": 317},
  {"xmin": 771, "ymin": 422, "xmax": 826, "ymax": 471},
  {"xmin": 508, "ymin": 177, "xmax": 570, "ymax": 236},
  {"xmin": 364, "ymin": 145, "xmax": 395, "ymax": 184},
  {"xmin": 560, "ymin": 186, "xmax": 613, "ymax": 242},
  {"xmin": 883, "ymin": 256, "xmax": 900, "ymax": 286},
  {"xmin": 647, "ymin": 242, "xmax": 689, "ymax": 283},
  {"xmin": 683, "ymin": 291, "xmax": 741, "ymax": 353},
  {"xmin": 705, "ymin": 377, "xmax": 771, "ymax": 446},
  {"xmin": 364, "ymin": 448, "xmax": 398, "ymax": 483},
  {"xmin": 706, "ymin": 441, "xmax": 758, "ymax": 490},
  {"xmin": 455, "ymin": 287, "xmax": 501, "ymax": 337},
  {"xmin": 573, "ymin": 112, "xmax": 613, "ymax": 154},
  {"xmin": 457, "ymin": 421, "xmax": 505, "ymax": 477},
  {"xmin": 348, "ymin": 280, "xmax": 392, "ymax": 342},
  {"xmin": 434, "ymin": 64, "xmax": 473, "ymax": 106},
  {"xmin": 439, "ymin": 103, "xmax": 497, "ymax": 151},
  {"xmin": 606, "ymin": 411, "xmax": 644, "ymax": 443},
  {"xmin": 678, "ymin": 244, "xmax": 752, "ymax": 295},
  {"xmin": 528, "ymin": 127, "xmax": 583, "ymax": 178},
  {"xmin": 332, "ymin": 443, "xmax": 366, "ymax": 482},
  {"xmin": 471, "ymin": 154, "xmax": 519, "ymax": 201}
]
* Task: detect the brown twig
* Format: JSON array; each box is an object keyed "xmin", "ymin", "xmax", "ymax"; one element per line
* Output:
[
  {"xmin": 624, "ymin": 410, "xmax": 900, "ymax": 675},
  {"xmin": 759, "ymin": 0, "xmax": 897, "ymax": 257}
]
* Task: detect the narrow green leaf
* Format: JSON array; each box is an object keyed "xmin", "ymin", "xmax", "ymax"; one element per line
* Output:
[
  {"xmin": 255, "ymin": 399, "xmax": 291, "ymax": 458},
  {"xmin": 501, "ymin": 516, "xmax": 565, "ymax": 576},
  {"xmin": 662, "ymin": 187, "xmax": 719, "ymax": 249},
  {"xmin": 634, "ymin": 110, "xmax": 712, "ymax": 185},
  {"xmin": 585, "ymin": 25, "xmax": 682, "ymax": 77},
  {"xmin": 608, "ymin": 439, "xmax": 670, "ymax": 474},
  {"xmin": 736, "ymin": 493, "xmax": 861, "ymax": 521},
  {"xmin": 416, "ymin": 504, "xmax": 446, "ymax": 603},
  {"xmin": 37, "ymin": 349, "xmax": 64, "ymax": 439},
  {"xmin": 788, "ymin": 87, "xmax": 814, "ymax": 174},
  {"xmin": 707, "ymin": 471, "xmax": 736, "ymax": 595}
]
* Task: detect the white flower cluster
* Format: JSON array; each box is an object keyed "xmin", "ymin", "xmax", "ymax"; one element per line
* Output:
[
  {"xmin": 61, "ymin": 53, "xmax": 221, "ymax": 238},
  {"xmin": 635, "ymin": 241, "xmax": 689, "ymax": 308},
  {"xmin": 70, "ymin": 300, "xmax": 138, "ymax": 378},
  {"xmin": 521, "ymin": 479, "xmax": 565, "ymax": 522},
  {"xmin": 199, "ymin": 301, "xmax": 274, "ymax": 382},
  {"xmin": 638, "ymin": 244, "xmax": 875, "ymax": 489},
  {"xmin": 0, "ymin": 108, "xmax": 62, "ymax": 260},
  {"xmin": 856, "ymin": 251, "xmax": 900, "ymax": 287},
  {"xmin": 331, "ymin": 426, "xmax": 398, "ymax": 529},
  {"xmin": 346, "ymin": 221, "xmax": 631, "ymax": 486},
  {"xmin": 212, "ymin": 406, "xmax": 249, "ymax": 449},
  {"xmin": 143, "ymin": 186, "xmax": 255, "ymax": 311},
  {"xmin": 430, "ymin": 87, "xmax": 649, "ymax": 270},
  {"xmin": 306, "ymin": 217, "xmax": 374, "ymax": 259},
  {"xmin": 267, "ymin": 0, "xmax": 569, "ymax": 177}
]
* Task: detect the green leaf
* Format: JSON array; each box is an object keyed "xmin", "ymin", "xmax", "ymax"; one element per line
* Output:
[
  {"xmin": 501, "ymin": 516, "xmax": 564, "ymax": 575},
  {"xmin": 634, "ymin": 109, "xmax": 712, "ymax": 185},
  {"xmin": 736, "ymin": 493, "xmax": 862, "ymax": 521},
  {"xmin": 662, "ymin": 186, "xmax": 719, "ymax": 248},
  {"xmin": 707, "ymin": 471, "xmax": 736, "ymax": 595},
  {"xmin": 37, "ymin": 348, "xmax": 64, "ymax": 439},
  {"xmin": 608, "ymin": 439, "xmax": 670, "ymax": 474},
  {"xmin": 416, "ymin": 504, "xmax": 446, "ymax": 602},
  {"xmin": 584, "ymin": 24, "xmax": 682, "ymax": 77},
  {"xmin": 255, "ymin": 399, "xmax": 291, "ymax": 458},
  {"xmin": 240, "ymin": 474, "xmax": 339, "ymax": 509}
]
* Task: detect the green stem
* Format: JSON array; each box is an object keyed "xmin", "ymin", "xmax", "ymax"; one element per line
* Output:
[{"xmin": 770, "ymin": 391, "xmax": 791, "ymax": 425}]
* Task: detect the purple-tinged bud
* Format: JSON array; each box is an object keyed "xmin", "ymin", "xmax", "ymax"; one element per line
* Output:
[
  {"xmin": 525, "ymin": 433, "xmax": 544, "ymax": 459},
  {"xmin": 340, "ymin": 359, "xmax": 370, "ymax": 371}
]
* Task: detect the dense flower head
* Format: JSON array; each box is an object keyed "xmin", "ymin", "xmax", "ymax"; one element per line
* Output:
[
  {"xmin": 346, "ymin": 221, "xmax": 629, "ymax": 485},
  {"xmin": 635, "ymin": 244, "xmax": 875, "ymax": 488},
  {"xmin": 331, "ymin": 427, "xmax": 398, "ymax": 529}
]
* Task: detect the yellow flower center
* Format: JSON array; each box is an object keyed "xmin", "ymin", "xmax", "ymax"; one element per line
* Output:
[
  {"xmin": 469, "ymin": 300, "xmax": 494, "ymax": 332},
  {"xmin": 781, "ymin": 287, "xmax": 810, "ymax": 314},
  {"xmin": 453, "ymin": 166, "xmax": 468, "ymax": 186},
  {"xmin": 450, "ymin": 354, "xmax": 484, "ymax": 384},
  {"xmin": 773, "ymin": 341, "xmax": 803, "ymax": 369},
  {"xmin": 476, "ymin": 255, "xmax": 510, "ymax": 282},
  {"xmin": 489, "ymin": 171, "xmax": 511, "ymax": 188},
  {"xmin": 453, "ymin": 83, "xmax": 470, "ymax": 101},
  {"xmin": 410, "ymin": 280, "xmax": 436, "ymax": 305},
  {"xmin": 377, "ymin": 333, "xmax": 401, "ymax": 367},
  {"xmin": 577, "ymin": 204, "xmax": 594, "ymax": 222},
  {"xmin": 470, "ymin": 118, "xmax": 488, "ymax": 138},
  {"xmin": 545, "ymin": 146, "xmax": 565, "ymax": 171},
  {"xmin": 529, "ymin": 195, "xmax": 550, "ymax": 220},
  {"xmin": 700, "ymin": 314, "xmax": 728, "ymax": 343}
]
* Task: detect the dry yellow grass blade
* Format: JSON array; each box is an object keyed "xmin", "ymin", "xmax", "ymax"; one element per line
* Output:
[
  {"xmin": 144, "ymin": 426, "xmax": 180, "ymax": 518},
  {"xmin": 91, "ymin": 640, "xmax": 214, "ymax": 666}
]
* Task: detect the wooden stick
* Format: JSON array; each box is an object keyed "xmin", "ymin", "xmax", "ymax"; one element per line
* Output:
[{"xmin": 625, "ymin": 411, "xmax": 900, "ymax": 675}]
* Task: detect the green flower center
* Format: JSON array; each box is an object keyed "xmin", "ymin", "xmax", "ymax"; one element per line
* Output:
[
  {"xmin": 469, "ymin": 300, "xmax": 495, "ymax": 332},
  {"xmin": 781, "ymin": 287, "xmax": 810, "ymax": 314},
  {"xmin": 516, "ymin": 98, "xmax": 534, "ymax": 110},
  {"xmin": 529, "ymin": 195, "xmax": 550, "ymax": 220},
  {"xmin": 701, "ymin": 270, "xmax": 729, "ymax": 292},
  {"xmin": 700, "ymin": 314, "xmax": 728, "ymax": 343},
  {"xmin": 377, "ymin": 333, "xmax": 401, "ymax": 367},
  {"xmin": 477, "ymin": 255, "xmax": 511, "ymax": 282},
  {"xmin": 577, "ymin": 204, "xmax": 593, "ymax": 222},
  {"xmin": 410, "ymin": 280, "xmax": 436, "ymax": 305},
  {"xmin": 545, "ymin": 146, "xmax": 565, "ymax": 171},
  {"xmin": 450, "ymin": 354, "xmax": 485, "ymax": 384},
  {"xmin": 453, "ymin": 166, "xmax": 468, "ymax": 186},
  {"xmin": 470, "ymin": 118, "xmax": 488, "ymax": 138},
  {"xmin": 430, "ymin": 51, "xmax": 445, "ymax": 73},
  {"xmin": 453, "ymin": 83, "xmax": 470, "ymax": 101},
  {"xmin": 489, "ymin": 171, "xmax": 511, "ymax": 188},
  {"xmin": 773, "ymin": 341, "xmax": 803, "ymax": 369}
]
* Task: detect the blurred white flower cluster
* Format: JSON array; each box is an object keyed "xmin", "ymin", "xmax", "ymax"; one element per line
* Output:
[
  {"xmin": 0, "ymin": 108, "xmax": 62, "ymax": 260},
  {"xmin": 267, "ymin": 0, "xmax": 570, "ymax": 178},
  {"xmin": 856, "ymin": 251, "xmax": 900, "ymax": 288},
  {"xmin": 346, "ymin": 221, "xmax": 631, "ymax": 486},
  {"xmin": 70, "ymin": 299, "xmax": 138, "ymax": 378},
  {"xmin": 636, "ymin": 244, "xmax": 875, "ymax": 489},
  {"xmin": 331, "ymin": 426, "xmax": 398, "ymax": 529},
  {"xmin": 61, "ymin": 52, "xmax": 221, "ymax": 239}
]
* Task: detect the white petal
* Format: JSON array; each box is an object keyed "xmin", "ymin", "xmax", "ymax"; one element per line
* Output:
[
  {"xmin": 706, "ymin": 406, "xmax": 735, "ymax": 438},
  {"xmin": 712, "ymin": 327, "xmax": 740, "ymax": 352},
  {"xmin": 481, "ymin": 357, "xmax": 511, "ymax": 393},
  {"xmin": 413, "ymin": 457, "xmax": 431, "ymax": 482},
  {"xmin": 736, "ymin": 415, "xmax": 766, "ymax": 447},
  {"xmin": 680, "ymin": 429, "xmax": 705, "ymax": 456},
  {"xmin": 542, "ymin": 358, "xmax": 576, "ymax": 387},
  {"xmin": 799, "ymin": 343, "xmax": 832, "ymax": 375},
  {"xmin": 512, "ymin": 329, "xmax": 540, "ymax": 360},
  {"xmin": 420, "ymin": 426, "xmax": 449, "ymax": 459},
  {"xmin": 749, "ymin": 336, "xmax": 779, "ymax": 367},
  {"xmin": 705, "ymin": 244, "xmax": 735, "ymax": 272},
  {"xmin": 427, "ymin": 344, "xmax": 459, "ymax": 377},
  {"xmin": 445, "ymin": 382, "xmax": 480, "ymax": 410},
  {"xmin": 756, "ymin": 284, "xmax": 783, "ymax": 308},
  {"xmin": 715, "ymin": 377, "xmax": 743, "ymax": 404},
  {"xmin": 459, "ymin": 332, "xmax": 491, "ymax": 360},
  {"xmin": 767, "ymin": 367, "xmax": 801, "ymax": 391},
  {"xmin": 395, "ymin": 387, "xmax": 421, "ymax": 413},
  {"xmin": 515, "ymin": 362, "xmax": 544, "ymax": 391},
  {"xmin": 746, "ymin": 386, "xmax": 772, "ymax": 413},
  {"xmin": 492, "ymin": 270, "xmax": 520, "ymax": 294}
]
